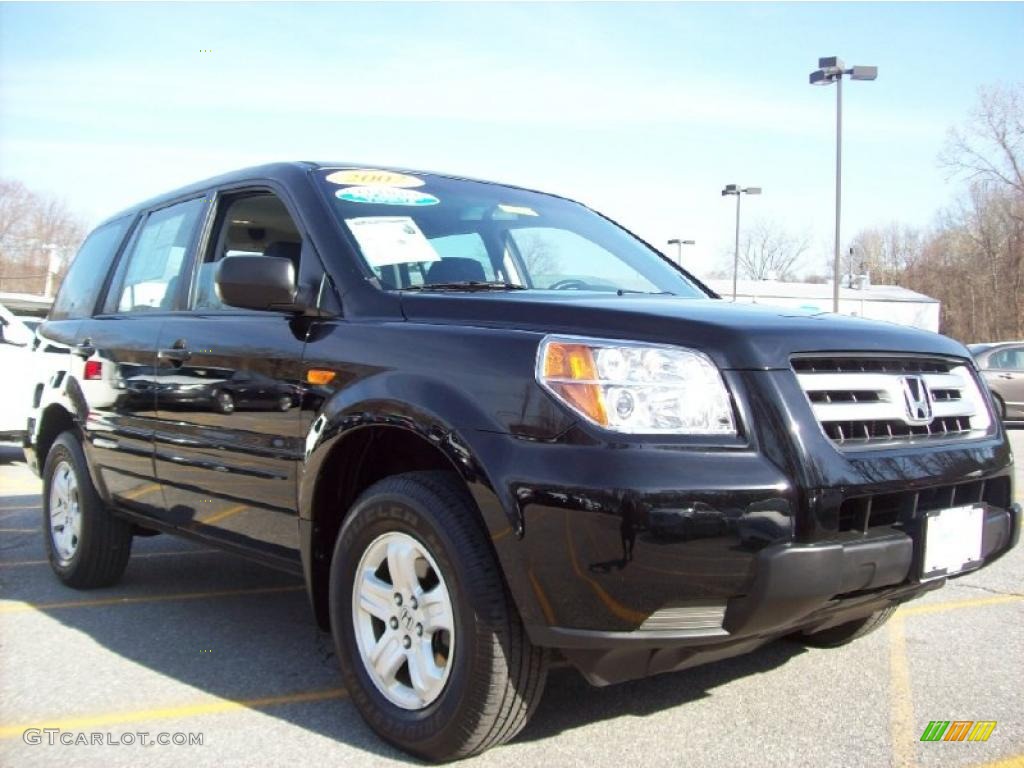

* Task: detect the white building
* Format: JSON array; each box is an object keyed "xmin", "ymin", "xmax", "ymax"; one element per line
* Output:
[{"xmin": 702, "ymin": 279, "xmax": 940, "ymax": 333}]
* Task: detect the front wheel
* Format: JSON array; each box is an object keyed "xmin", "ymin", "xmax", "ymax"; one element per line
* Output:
[
  {"xmin": 796, "ymin": 605, "xmax": 897, "ymax": 648},
  {"xmin": 329, "ymin": 471, "xmax": 548, "ymax": 762}
]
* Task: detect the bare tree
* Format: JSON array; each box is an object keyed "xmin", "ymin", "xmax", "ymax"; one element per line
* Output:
[
  {"xmin": 846, "ymin": 222, "xmax": 921, "ymax": 285},
  {"xmin": 733, "ymin": 219, "xmax": 809, "ymax": 281},
  {"xmin": 0, "ymin": 178, "xmax": 86, "ymax": 296},
  {"xmin": 940, "ymin": 83, "xmax": 1024, "ymax": 197}
]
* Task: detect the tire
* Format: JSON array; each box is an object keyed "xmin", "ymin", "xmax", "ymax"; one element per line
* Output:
[
  {"xmin": 215, "ymin": 391, "xmax": 234, "ymax": 414},
  {"xmin": 329, "ymin": 471, "xmax": 549, "ymax": 762},
  {"xmin": 277, "ymin": 395, "xmax": 292, "ymax": 412},
  {"xmin": 993, "ymin": 393, "xmax": 1007, "ymax": 421},
  {"xmin": 796, "ymin": 605, "xmax": 897, "ymax": 648},
  {"xmin": 43, "ymin": 431, "xmax": 133, "ymax": 588}
]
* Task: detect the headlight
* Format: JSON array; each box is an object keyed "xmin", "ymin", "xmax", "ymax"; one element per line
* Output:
[{"xmin": 536, "ymin": 335, "xmax": 737, "ymax": 435}]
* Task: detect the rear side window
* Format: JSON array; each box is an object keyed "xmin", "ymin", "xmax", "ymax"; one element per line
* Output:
[
  {"xmin": 105, "ymin": 198, "xmax": 206, "ymax": 313},
  {"xmin": 989, "ymin": 347, "xmax": 1024, "ymax": 371},
  {"xmin": 50, "ymin": 217, "xmax": 133, "ymax": 320}
]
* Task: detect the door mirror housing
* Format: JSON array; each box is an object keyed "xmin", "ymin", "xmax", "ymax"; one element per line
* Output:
[{"xmin": 215, "ymin": 255, "xmax": 302, "ymax": 312}]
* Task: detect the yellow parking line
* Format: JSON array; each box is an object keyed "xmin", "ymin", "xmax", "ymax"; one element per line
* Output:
[
  {"xmin": 0, "ymin": 506, "xmax": 41, "ymax": 514},
  {"xmin": 0, "ymin": 549, "xmax": 221, "ymax": 568},
  {"xmin": 0, "ymin": 584, "xmax": 304, "ymax": 614},
  {"xmin": 0, "ymin": 687, "xmax": 347, "ymax": 739},
  {"xmin": 973, "ymin": 755, "xmax": 1024, "ymax": 768},
  {"xmin": 0, "ymin": 527, "xmax": 36, "ymax": 533},
  {"xmin": 899, "ymin": 594, "xmax": 1022, "ymax": 617},
  {"xmin": 888, "ymin": 614, "xmax": 916, "ymax": 768},
  {"xmin": 196, "ymin": 503, "xmax": 248, "ymax": 526}
]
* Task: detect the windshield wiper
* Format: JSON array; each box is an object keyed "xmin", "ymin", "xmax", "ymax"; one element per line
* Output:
[
  {"xmin": 616, "ymin": 289, "xmax": 676, "ymax": 296},
  {"xmin": 400, "ymin": 281, "xmax": 527, "ymax": 292}
]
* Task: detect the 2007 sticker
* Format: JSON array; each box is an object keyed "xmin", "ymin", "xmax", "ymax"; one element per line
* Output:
[
  {"xmin": 326, "ymin": 169, "xmax": 424, "ymax": 188},
  {"xmin": 336, "ymin": 186, "xmax": 439, "ymax": 206}
]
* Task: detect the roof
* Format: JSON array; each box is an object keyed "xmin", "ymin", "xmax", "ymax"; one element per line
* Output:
[
  {"xmin": 98, "ymin": 161, "xmax": 555, "ymax": 228},
  {"xmin": 702, "ymin": 278, "xmax": 938, "ymax": 304}
]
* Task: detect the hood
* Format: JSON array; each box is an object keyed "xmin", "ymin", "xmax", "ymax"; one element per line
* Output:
[{"xmin": 398, "ymin": 293, "xmax": 967, "ymax": 370}]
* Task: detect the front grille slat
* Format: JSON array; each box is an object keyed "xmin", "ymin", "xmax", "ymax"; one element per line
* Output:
[{"xmin": 793, "ymin": 355, "xmax": 991, "ymax": 448}]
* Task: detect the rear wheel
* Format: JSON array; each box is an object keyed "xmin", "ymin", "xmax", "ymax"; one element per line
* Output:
[
  {"xmin": 43, "ymin": 432, "xmax": 133, "ymax": 588},
  {"xmin": 797, "ymin": 605, "xmax": 897, "ymax": 648},
  {"xmin": 329, "ymin": 471, "xmax": 548, "ymax": 762},
  {"xmin": 993, "ymin": 393, "xmax": 1007, "ymax": 420},
  {"xmin": 215, "ymin": 391, "xmax": 234, "ymax": 414}
]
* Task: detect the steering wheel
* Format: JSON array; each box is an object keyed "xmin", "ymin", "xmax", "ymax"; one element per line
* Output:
[{"xmin": 549, "ymin": 279, "xmax": 590, "ymax": 291}]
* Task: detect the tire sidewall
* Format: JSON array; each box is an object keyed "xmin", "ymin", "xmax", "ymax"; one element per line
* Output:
[
  {"xmin": 42, "ymin": 434, "xmax": 93, "ymax": 578},
  {"xmin": 330, "ymin": 489, "xmax": 482, "ymax": 753}
]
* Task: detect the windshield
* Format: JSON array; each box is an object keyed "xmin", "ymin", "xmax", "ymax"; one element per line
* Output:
[{"xmin": 318, "ymin": 169, "xmax": 707, "ymax": 297}]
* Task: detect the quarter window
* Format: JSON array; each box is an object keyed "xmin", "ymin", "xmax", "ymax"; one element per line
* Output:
[{"xmin": 50, "ymin": 217, "xmax": 133, "ymax": 320}]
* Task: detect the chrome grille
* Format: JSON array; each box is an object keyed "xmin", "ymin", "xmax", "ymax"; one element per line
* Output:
[{"xmin": 793, "ymin": 356, "xmax": 993, "ymax": 448}]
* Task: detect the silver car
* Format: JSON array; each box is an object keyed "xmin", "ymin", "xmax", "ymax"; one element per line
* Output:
[{"xmin": 970, "ymin": 341, "xmax": 1024, "ymax": 420}]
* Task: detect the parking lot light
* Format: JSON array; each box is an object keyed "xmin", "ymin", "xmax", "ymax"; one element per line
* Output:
[
  {"xmin": 721, "ymin": 185, "xmax": 761, "ymax": 301},
  {"xmin": 809, "ymin": 56, "xmax": 878, "ymax": 312}
]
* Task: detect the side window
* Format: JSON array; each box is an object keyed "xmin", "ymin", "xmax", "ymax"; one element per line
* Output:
[
  {"xmin": 105, "ymin": 198, "xmax": 205, "ymax": 313},
  {"xmin": 50, "ymin": 217, "xmax": 133, "ymax": 320},
  {"xmin": 192, "ymin": 192, "xmax": 302, "ymax": 311},
  {"xmin": 989, "ymin": 348, "xmax": 1024, "ymax": 370}
]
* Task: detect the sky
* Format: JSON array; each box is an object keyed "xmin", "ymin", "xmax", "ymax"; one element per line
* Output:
[{"xmin": 1, "ymin": 1, "xmax": 1022, "ymax": 279}]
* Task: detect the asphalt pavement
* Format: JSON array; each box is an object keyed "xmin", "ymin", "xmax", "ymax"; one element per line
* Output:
[{"xmin": 1, "ymin": 432, "xmax": 1021, "ymax": 768}]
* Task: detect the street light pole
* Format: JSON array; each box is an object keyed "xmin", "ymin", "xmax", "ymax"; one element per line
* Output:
[
  {"xmin": 810, "ymin": 56, "xmax": 877, "ymax": 313},
  {"xmin": 666, "ymin": 238, "xmax": 695, "ymax": 267},
  {"xmin": 721, "ymin": 184, "xmax": 761, "ymax": 301}
]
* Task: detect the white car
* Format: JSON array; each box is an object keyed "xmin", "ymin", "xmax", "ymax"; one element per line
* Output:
[{"xmin": 0, "ymin": 303, "xmax": 47, "ymax": 440}]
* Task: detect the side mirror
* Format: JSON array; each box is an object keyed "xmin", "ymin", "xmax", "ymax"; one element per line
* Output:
[{"xmin": 215, "ymin": 255, "xmax": 300, "ymax": 312}]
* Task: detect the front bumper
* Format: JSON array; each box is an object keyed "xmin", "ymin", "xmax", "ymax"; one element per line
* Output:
[{"xmin": 530, "ymin": 502, "xmax": 1019, "ymax": 685}]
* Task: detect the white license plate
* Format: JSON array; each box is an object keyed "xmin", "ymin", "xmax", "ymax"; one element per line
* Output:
[{"xmin": 921, "ymin": 505, "xmax": 984, "ymax": 580}]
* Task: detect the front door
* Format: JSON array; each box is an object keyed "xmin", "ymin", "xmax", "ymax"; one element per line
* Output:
[{"xmin": 152, "ymin": 189, "xmax": 309, "ymax": 567}]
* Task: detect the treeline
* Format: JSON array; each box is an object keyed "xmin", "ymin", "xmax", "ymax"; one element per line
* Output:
[
  {"xmin": 0, "ymin": 179, "xmax": 86, "ymax": 297},
  {"xmin": 847, "ymin": 84, "xmax": 1023, "ymax": 343}
]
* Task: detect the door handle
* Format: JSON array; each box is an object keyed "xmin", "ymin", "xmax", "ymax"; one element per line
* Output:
[
  {"xmin": 997, "ymin": 373, "xmax": 1013, "ymax": 379},
  {"xmin": 158, "ymin": 340, "xmax": 191, "ymax": 364},
  {"xmin": 74, "ymin": 340, "xmax": 95, "ymax": 358}
]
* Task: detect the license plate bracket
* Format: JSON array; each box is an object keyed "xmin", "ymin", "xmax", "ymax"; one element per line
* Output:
[{"xmin": 920, "ymin": 504, "xmax": 984, "ymax": 580}]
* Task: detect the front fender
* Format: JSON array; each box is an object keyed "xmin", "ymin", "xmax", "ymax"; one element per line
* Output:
[{"xmin": 298, "ymin": 371, "xmax": 553, "ymax": 628}]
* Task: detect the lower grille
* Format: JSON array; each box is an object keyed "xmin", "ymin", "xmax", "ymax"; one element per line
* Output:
[{"xmin": 838, "ymin": 476, "xmax": 1011, "ymax": 533}]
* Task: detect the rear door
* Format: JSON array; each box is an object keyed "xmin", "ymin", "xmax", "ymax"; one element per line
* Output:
[
  {"xmin": 152, "ymin": 186, "xmax": 310, "ymax": 567},
  {"xmin": 77, "ymin": 197, "xmax": 207, "ymax": 517}
]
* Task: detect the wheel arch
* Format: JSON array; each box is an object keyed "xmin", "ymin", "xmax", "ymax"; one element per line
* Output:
[{"xmin": 298, "ymin": 382, "xmax": 531, "ymax": 631}]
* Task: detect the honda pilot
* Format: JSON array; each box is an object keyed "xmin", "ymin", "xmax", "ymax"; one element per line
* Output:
[{"xmin": 25, "ymin": 163, "xmax": 1020, "ymax": 761}]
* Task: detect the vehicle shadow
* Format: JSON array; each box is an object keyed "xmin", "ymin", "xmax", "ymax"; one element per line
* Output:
[
  {"xmin": 4, "ymin": 527, "xmax": 810, "ymax": 763},
  {"xmin": 519, "ymin": 641, "xmax": 805, "ymax": 744}
]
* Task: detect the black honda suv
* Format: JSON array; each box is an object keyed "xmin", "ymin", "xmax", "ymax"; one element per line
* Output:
[{"xmin": 25, "ymin": 163, "xmax": 1019, "ymax": 761}]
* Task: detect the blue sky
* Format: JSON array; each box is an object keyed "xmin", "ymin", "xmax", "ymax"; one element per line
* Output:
[{"xmin": 1, "ymin": 2, "xmax": 1022, "ymax": 278}]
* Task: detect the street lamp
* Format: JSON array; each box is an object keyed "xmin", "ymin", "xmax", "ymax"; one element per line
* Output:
[
  {"xmin": 721, "ymin": 184, "xmax": 761, "ymax": 301},
  {"xmin": 666, "ymin": 238, "xmax": 695, "ymax": 267},
  {"xmin": 809, "ymin": 56, "xmax": 877, "ymax": 312}
]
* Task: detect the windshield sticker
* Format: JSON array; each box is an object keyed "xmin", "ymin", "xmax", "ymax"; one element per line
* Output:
[
  {"xmin": 345, "ymin": 216, "xmax": 441, "ymax": 268},
  {"xmin": 336, "ymin": 186, "xmax": 440, "ymax": 206},
  {"xmin": 497, "ymin": 204, "xmax": 539, "ymax": 217},
  {"xmin": 325, "ymin": 169, "xmax": 424, "ymax": 188}
]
